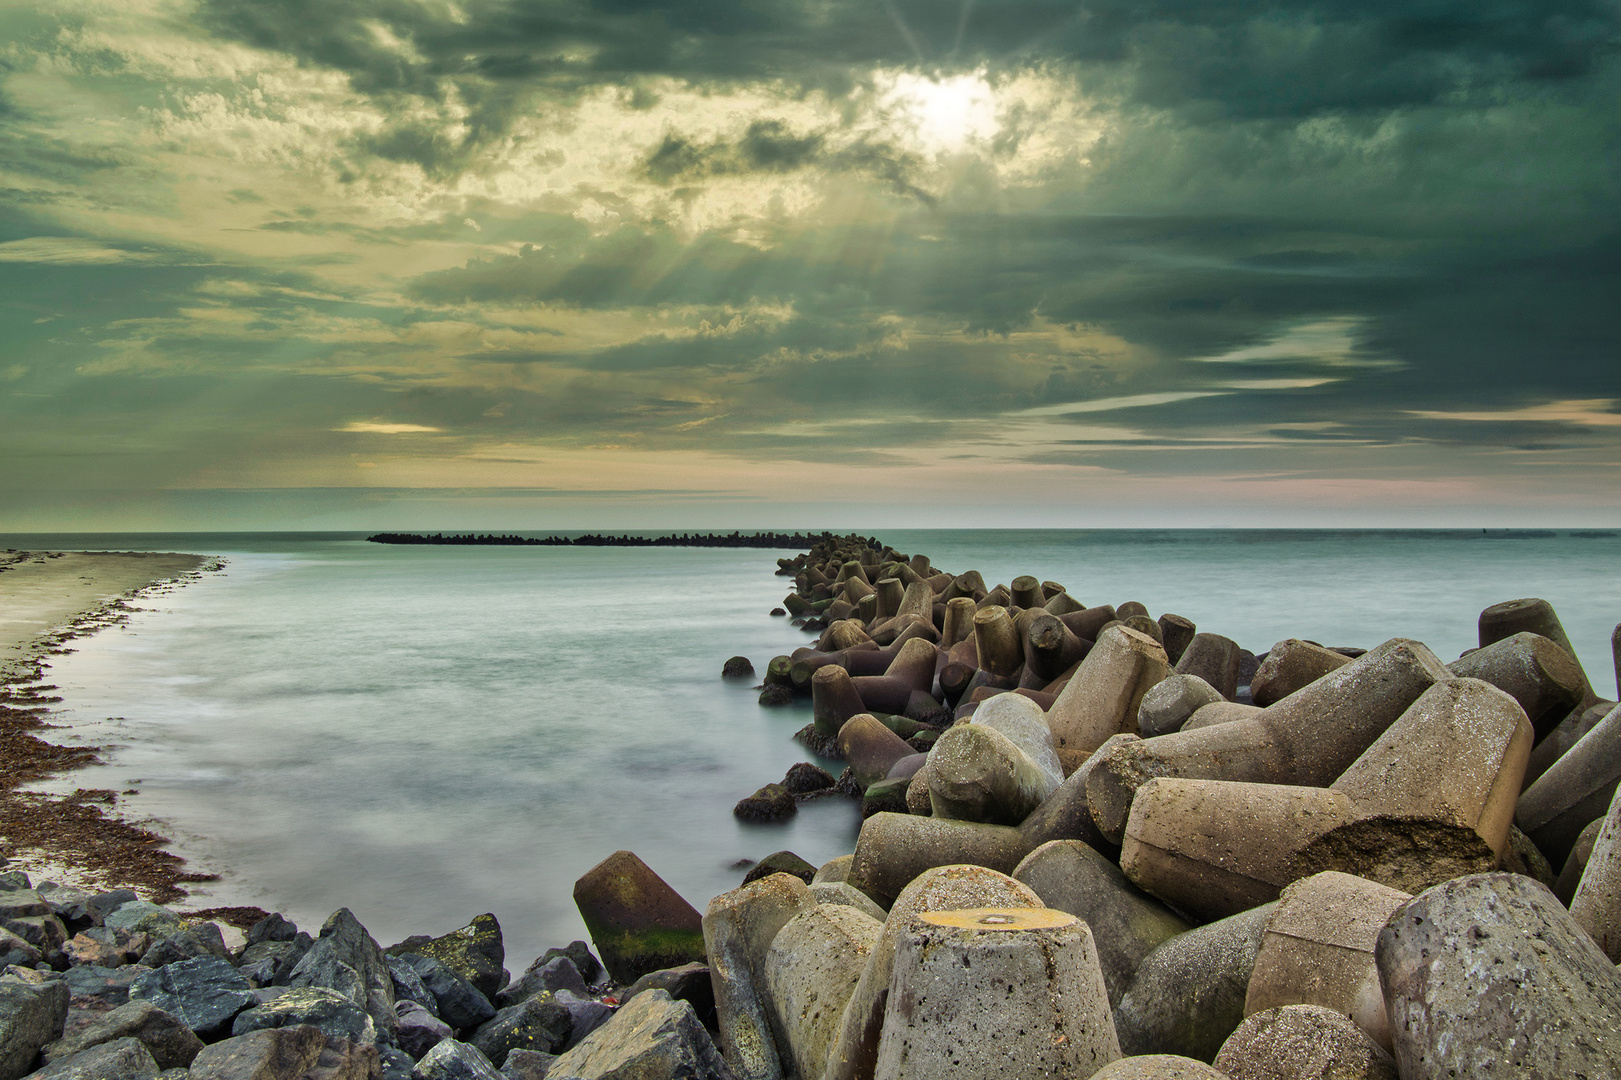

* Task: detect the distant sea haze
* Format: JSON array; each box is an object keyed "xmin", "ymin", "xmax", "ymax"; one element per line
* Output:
[{"xmin": 15, "ymin": 528, "xmax": 1620, "ymax": 967}]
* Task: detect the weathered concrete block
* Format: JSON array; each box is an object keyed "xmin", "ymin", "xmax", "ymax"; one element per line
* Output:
[
  {"xmin": 1174, "ymin": 634, "xmax": 1242, "ymax": 701},
  {"xmin": 1013, "ymin": 840, "xmax": 1190, "ymax": 1009},
  {"xmin": 1478, "ymin": 596, "xmax": 1593, "ymax": 700},
  {"xmin": 701, "ymin": 873, "xmax": 810, "ymax": 1080},
  {"xmin": 837, "ymin": 715, "xmax": 916, "ymax": 790},
  {"xmin": 543, "ymin": 990, "xmax": 732, "ymax": 1080},
  {"xmin": 1179, "ymin": 702, "xmax": 1261, "ymax": 731},
  {"xmin": 973, "ymin": 606, "xmax": 1024, "ymax": 680},
  {"xmin": 1553, "ymin": 816, "xmax": 1605, "ymax": 905},
  {"xmin": 1019, "ymin": 733, "xmax": 1137, "ymax": 855},
  {"xmin": 824, "ymin": 865, "xmax": 1043, "ymax": 1080},
  {"xmin": 765, "ymin": 904, "xmax": 881, "ymax": 1080},
  {"xmin": 874, "ymin": 908, "xmax": 1119, "ymax": 1079},
  {"xmin": 807, "ymin": 883, "xmax": 886, "ymax": 923},
  {"xmin": 926, "ymin": 723, "xmax": 1056, "ymax": 825},
  {"xmin": 1137, "ymin": 676, "xmax": 1223, "ymax": 739},
  {"xmin": 1447, "ymin": 630, "xmax": 1587, "ymax": 737},
  {"xmin": 1091, "ymin": 1057, "xmax": 1226, "ymax": 1079},
  {"xmin": 1377, "ymin": 873, "xmax": 1621, "ymax": 1076},
  {"xmin": 1516, "ymin": 702, "xmax": 1621, "ymax": 866},
  {"xmin": 847, "ymin": 813, "xmax": 1037, "ymax": 907},
  {"xmin": 1249, "ymin": 640, "xmax": 1352, "ymax": 707},
  {"xmin": 970, "ymin": 692, "xmax": 1063, "ymax": 784},
  {"xmin": 1113, "ymin": 903, "xmax": 1276, "ymax": 1064},
  {"xmin": 1569, "ymin": 782, "xmax": 1621, "ymax": 961},
  {"xmin": 811, "ymin": 857, "xmax": 853, "ymax": 886},
  {"xmin": 573, "ymin": 851, "xmax": 706, "ymax": 986},
  {"xmin": 1046, "ymin": 625, "xmax": 1172, "ymax": 773},
  {"xmin": 1214, "ymin": 1005, "xmax": 1397, "ymax": 1080},
  {"xmin": 1243, "ymin": 872, "xmax": 1410, "ymax": 1049},
  {"xmin": 812, "ymin": 665, "xmax": 867, "ymax": 738},
  {"xmin": 1524, "ymin": 698, "xmax": 1616, "ymax": 787},
  {"xmin": 1088, "ymin": 639, "xmax": 1451, "ymax": 845}
]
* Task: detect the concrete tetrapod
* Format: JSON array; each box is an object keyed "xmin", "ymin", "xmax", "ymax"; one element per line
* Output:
[
  {"xmin": 1112, "ymin": 902, "xmax": 1277, "ymax": 1063},
  {"xmin": 1019, "ymin": 733, "xmax": 1138, "ymax": 855},
  {"xmin": 925, "ymin": 723, "xmax": 1056, "ymax": 825},
  {"xmin": 1214, "ymin": 1005, "xmax": 1397, "ymax": 1080},
  {"xmin": 873, "ymin": 908, "xmax": 1119, "ymax": 1080},
  {"xmin": 1045, "ymin": 625, "xmax": 1172, "ymax": 773},
  {"xmin": 1478, "ymin": 596, "xmax": 1594, "ymax": 702},
  {"xmin": 1376, "ymin": 873, "xmax": 1621, "ymax": 1077},
  {"xmin": 822, "ymin": 865, "xmax": 1044, "ymax": 1080},
  {"xmin": 1248, "ymin": 640, "xmax": 1352, "ymax": 707},
  {"xmin": 1012, "ymin": 840, "xmax": 1190, "ymax": 1009},
  {"xmin": 1568, "ymin": 781, "xmax": 1621, "ymax": 961},
  {"xmin": 1091, "ymin": 1058, "xmax": 1227, "ymax": 1079},
  {"xmin": 1087, "ymin": 638, "xmax": 1452, "ymax": 845},
  {"xmin": 573, "ymin": 851, "xmax": 706, "ymax": 986},
  {"xmin": 1515, "ymin": 701, "xmax": 1621, "ymax": 866},
  {"xmin": 702, "ymin": 873, "xmax": 811, "ymax": 1080},
  {"xmin": 1120, "ymin": 679, "xmax": 1531, "ymax": 919},
  {"xmin": 1173, "ymin": 633, "xmax": 1242, "ymax": 701},
  {"xmin": 973, "ymin": 606, "xmax": 1024, "ymax": 680},
  {"xmin": 1180, "ymin": 701, "xmax": 1260, "ymax": 731},
  {"xmin": 1242, "ymin": 871, "xmax": 1410, "ymax": 1050},
  {"xmin": 1552, "ymin": 816, "xmax": 1604, "ymax": 904},
  {"xmin": 968, "ymin": 692, "xmax": 1063, "ymax": 785},
  {"xmin": 847, "ymin": 814, "xmax": 1038, "ymax": 907},
  {"xmin": 765, "ymin": 904, "xmax": 882, "ymax": 1080},
  {"xmin": 1136, "ymin": 675, "xmax": 1224, "ymax": 739},
  {"xmin": 836, "ymin": 715, "xmax": 917, "ymax": 790},
  {"xmin": 1446, "ymin": 630, "xmax": 1587, "ymax": 737}
]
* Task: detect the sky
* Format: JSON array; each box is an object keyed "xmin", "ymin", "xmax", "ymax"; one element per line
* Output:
[{"xmin": 1, "ymin": 0, "xmax": 1618, "ymax": 531}]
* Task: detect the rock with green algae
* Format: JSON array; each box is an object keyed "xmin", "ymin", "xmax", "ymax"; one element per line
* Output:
[{"xmin": 386, "ymin": 913, "xmax": 505, "ymax": 1003}]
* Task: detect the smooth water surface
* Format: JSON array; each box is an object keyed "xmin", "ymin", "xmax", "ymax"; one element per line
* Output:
[{"xmin": 8, "ymin": 528, "xmax": 1621, "ymax": 968}]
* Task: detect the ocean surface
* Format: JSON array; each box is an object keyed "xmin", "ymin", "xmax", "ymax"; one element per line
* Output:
[{"xmin": 6, "ymin": 528, "xmax": 1620, "ymax": 969}]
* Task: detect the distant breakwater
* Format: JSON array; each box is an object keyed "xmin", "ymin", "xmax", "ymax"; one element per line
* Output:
[{"xmin": 365, "ymin": 530, "xmax": 876, "ymax": 549}]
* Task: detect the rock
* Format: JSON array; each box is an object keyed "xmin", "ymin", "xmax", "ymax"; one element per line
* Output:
[
  {"xmin": 499, "ymin": 1048, "xmax": 555, "ymax": 1080},
  {"xmin": 1, "ymin": 915, "xmax": 66, "ymax": 956},
  {"xmin": 240, "ymin": 942, "xmax": 305, "ymax": 990},
  {"xmin": 418, "ymin": 1038, "xmax": 503, "ymax": 1080},
  {"xmin": 388, "ymin": 915, "xmax": 504, "ymax": 1004},
  {"xmin": 247, "ymin": 915, "xmax": 300, "ymax": 947},
  {"xmin": 63, "ymin": 926, "xmax": 149, "ymax": 969},
  {"xmin": 1214, "ymin": 1005, "xmax": 1396, "ymax": 1080},
  {"xmin": 0, "ymin": 930, "xmax": 38, "ymax": 970},
  {"xmin": 82, "ymin": 893, "xmax": 138, "ymax": 928},
  {"xmin": 572, "ymin": 852, "xmax": 706, "ymax": 986},
  {"xmin": 289, "ymin": 910, "xmax": 396, "ymax": 1037},
  {"xmin": 765, "ymin": 905, "xmax": 880, "ymax": 1080},
  {"xmin": 701, "ymin": 873, "xmax": 810, "ymax": 1080},
  {"xmin": 740, "ymin": 853, "xmax": 816, "ymax": 887},
  {"xmin": 42, "ymin": 1000, "xmax": 202, "ymax": 1070},
  {"xmin": 756, "ymin": 685, "xmax": 793, "ymax": 707},
  {"xmin": 1137, "ymin": 676, "xmax": 1225, "ymax": 738},
  {"xmin": 34, "ymin": 885, "xmax": 96, "ymax": 931},
  {"xmin": 1046, "ymin": 625, "xmax": 1173, "ymax": 771},
  {"xmin": 498, "ymin": 957, "xmax": 585, "ymax": 1009},
  {"xmin": 1249, "ymin": 640, "xmax": 1353, "ymax": 707},
  {"xmin": 103, "ymin": 904, "xmax": 180, "ymax": 939},
  {"xmin": 779, "ymin": 764, "xmax": 834, "ymax": 795},
  {"xmin": 542, "ymin": 990, "xmax": 732, "ymax": 1080},
  {"xmin": 1113, "ymin": 902, "xmax": 1276, "ymax": 1064},
  {"xmin": 1243, "ymin": 872, "xmax": 1409, "ymax": 1049},
  {"xmin": 129, "ymin": 956, "xmax": 256, "ymax": 1041},
  {"xmin": 394, "ymin": 1000, "xmax": 451, "ymax": 1060},
  {"xmin": 232, "ymin": 987, "xmax": 375, "ymax": 1045},
  {"xmin": 874, "ymin": 908, "xmax": 1120, "ymax": 1079},
  {"xmin": 469, "ymin": 994, "xmax": 572, "ymax": 1067},
  {"xmin": 1376, "ymin": 872, "xmax": 1621, "ymax": 1076},
  {"xmin": 533, "ymin": 944, "xmax": 604, "ymax": 990},
  {"xmin": 722, "ymin": 657, "xmax": 754, "ymax": 678},
  {"xmin": 0, "ymin": 887, "xmax": 49, "ymax": 922},
  {"xmin": 0, "ymin": 980, "xmax": 70, "ymax": 1080},
  {"xmin": 1087, "ymin": 638, "xmax": 1451, "ymax": 845},
  {"xmin": 733, "ymin": 785, "xmax": 796, "ymax": 823},
  {"xmin": 140, "ymin": 923, "xmax": 231, "ymax": 969},
  {"xmin": 59, "ymin": 965, "xmax": 143, "ymax": 1014},
  {"xmin": 394, "ymin": 954, "xmax": 496, "ymax": 1031},
  {"xmin": 823, "ymin": 865, "xmax": 1044, "ymax": 1080},
  {"xmin": 1092, "ymin": 1057, "xmax": 1227, "ymax": 1079},
  {"xmin": 553, "ymin": 990, "xmax": 613, "ymax": 1049},
  {"xmin": 1012, "ymin": 840, "xmax": 1189, "ymax": 1009},
  {"xmin": 32, "ymin": 1036, "xmax": 157, "ymax": 1080},
  {"xmin": 618, "ymin": 964, "xmax": 713, "ymax": 1032},
  {"xmin": 185, "ymin": 1025, "xmax": 326, "ymax": 1079}
]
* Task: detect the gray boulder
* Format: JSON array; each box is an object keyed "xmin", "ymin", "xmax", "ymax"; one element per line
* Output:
[
  {"xmin": 129, "ymin": 955, "xmax": 256, "ymax": 1040},
  {"xmin": 387, "ymin": 915, "xmax": 505, "ymax": 1003},
  {"xmin": 396, "ymin": 954, "xmax": 496, "ymax": 1031},
  {"xmin": 140, "ymin": 923, "xmax": 231, "ymax": 969},
  {"xmin": 469, "ymin": 994, "xmax": 572, "ymax": 1067},
  {"xmin": 0, "ymin": 980, "xmax": 70, "ymax": 1080},
  {"xmin": 102, "ymin": 903, "xmax": 180, "ymax": 939},
  {"xmin": 231, "ymin": 986, "xmax": 376, "ymax": 1044},
  {"xmin": 288, "ymin": 909, "xmax": 395, "ymax": 1037},
  {"xmin": 394, "ymin": 1000, "xmax": 452, "ymax": 1060},
  {"xmin": 42, "ymin": 1000, "xmax": 202, "ymax": 1070},
  {"xmin": 500, "ymin": 1048, "xmax": 556, "ymax": 1080},
  {"xmin": 418, "ymin": 1038, "xmax": 503, "ymax": 1080},
  {"xmin": 543, "ymin": 990, "xmax": 733, "ymax": 1080},
  {"xmin": 497, "ymin": 958, "xmax": 584, "ymax": 1010},
  {"xmin": 32, "ymin": 1036, "xmax": 157, "ymax": 1080}
]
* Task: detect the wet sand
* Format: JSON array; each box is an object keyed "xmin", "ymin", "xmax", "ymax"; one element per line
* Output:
[{"xmin": 0, "ymin": 550, "xmax": 228, "ymax": 904}]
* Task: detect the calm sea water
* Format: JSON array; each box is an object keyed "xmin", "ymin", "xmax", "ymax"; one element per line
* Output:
[{"xmin": 6, "ymin": 529, "xmax": 1620, "ymax": 969}]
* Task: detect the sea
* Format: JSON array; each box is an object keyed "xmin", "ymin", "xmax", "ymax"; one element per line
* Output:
[{"xmin": 5, "ymin": 528, "xmax": 1619, "ymax": 968}]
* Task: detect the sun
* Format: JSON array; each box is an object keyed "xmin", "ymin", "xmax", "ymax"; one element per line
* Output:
[{"xmin": 880, "ymin": 70, "xmax": 999, "ymax": 153}]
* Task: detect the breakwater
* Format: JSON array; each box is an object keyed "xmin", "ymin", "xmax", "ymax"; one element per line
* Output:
[
  {"xmin": 366, "ymin": 531, "xmax": 860, "ymax": 549},
  {"xmin": 4, "ymin": 534, "xmax": 1621, "ymax": 1079}
]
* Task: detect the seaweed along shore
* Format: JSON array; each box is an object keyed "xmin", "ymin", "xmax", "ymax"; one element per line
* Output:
[{"xmin": 5, "ymin": 534, "xmax": 1621, "ymax": 1079}]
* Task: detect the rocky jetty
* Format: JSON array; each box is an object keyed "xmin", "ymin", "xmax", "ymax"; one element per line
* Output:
[{"xmin": 5, "ymin": 536, "xmax": 1621, "ymax": 1078}]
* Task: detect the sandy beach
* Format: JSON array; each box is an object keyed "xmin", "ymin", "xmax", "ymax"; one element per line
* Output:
[{"xmin": 0, "ymin": 549, "xmax": 226, "ymax": 905}]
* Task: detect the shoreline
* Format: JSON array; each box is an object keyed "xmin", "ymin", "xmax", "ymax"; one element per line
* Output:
[{"xmin": 0, "ymin": 550, "xmax": 233, "ymax": 907}]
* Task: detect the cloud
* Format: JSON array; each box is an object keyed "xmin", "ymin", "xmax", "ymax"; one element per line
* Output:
[
  {"xmin": 335, "ymin": 421, "xmax": 444, "ymax": 434},
  {"xmin": 1408, "ymin": 400, "xmax": 1621, "ymax": 428},
  {"xmin": 0, "ymin": 237, "xmax": 161, "ymax": 265}
]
